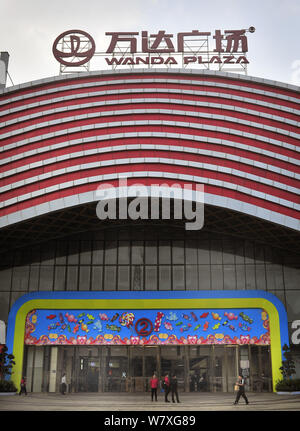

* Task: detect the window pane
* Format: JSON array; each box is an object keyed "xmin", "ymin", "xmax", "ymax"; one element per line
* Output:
[
  {"xmin": 185, "ymin": 240, "xmax": 197, "ymax": 264},
  {"xmin": 29, "ymin": 266, "xmax": 39, "ymax": 292},
  {"xmin": 132, "ymin": 241, "xmax": 144, "ymax": 264},
  {"xmin": 40, "ymin": 242, "xmax": 55, "ymax": 265},
  {"xmin": 224, "ymin": 265, "xmax": 236, "ymax": 289},
  {"xmin": 236, "ymin": 265, "xmax": 246, "ymax": 289},
  {"xmin": 54, "ymin": 266, "xmax": 66, "ymax": 291},
  {"xmin": 222, "ymin": 240, "xmax": 235, "ymax": 264},
  {"xmin": 39, "ymin": 266, "xmax": 54, "ymax": 291},
  {"xmin": 0, "ymin": 268, "xmax": 12, "ymax": 292},
  {"xmin": 66, "ymin": 266, "xmax": 78, "ymax": 290},
  {"xmin": 105, "ymin": 241, "xmax": 117, "ymax": 264},
  {"xmin": 91, "ymin": 267, "xmax": 103, "ymax": 290},
  {"xmin": 255, "ymin": 265, "xmax": 266, "ymax": 291},
  {"xmin": 80, "ymin": 241, "xmax": 92, "ymax": 265},
  {"xmin": 211, "ymin": 264, "xmax": 223, "ymax": 290},
  {"xmin": 173, "ymin": 266, "xmax": 185, "ymax": 290},
  {"xmin": 172, "ymin": 241, "xmax": 184, "ymax": 264},
  {"xmin": 186, "ymin": 265, "xmax": 198, "ymax": 290},
  {"xmin": 210, "ymin": 240, "xmax": 222, "ymax": 264},
  {"xmin": 266, "ymin": 264, "xmax": 283, "ymax": 290},
  {"xmin": 12, "ymin": 266, "xmax": 29, "ymax": 291},
  {"xmin": 198, "ymin": 265, "xmax": 211, "ymax": 289},
  {"xmin": 145, "ymin": 241, "xmax": 157, "ymax": 264},
  {"xmin": 68, "ymin": 241, "xmax": 79, "ymax": 265},
  {"xmin": 145, "ymin": 266, "xmax": 157, "ymax": 290},
  {"xmin": 197, "ymin": 240, "xmax": 210, "ymax": 264},
  {"xmin": 118, "ymin": 241, "xmax": 130, "ymax": 264},
  {"xmin": 118, "ymin": 266, "xmax": 130, "ymax": 290},
  {"xmin": 79, "ymin": 266, "xmax": 91, "ymax": 290},
  {"xmin": 131, "ymin": 265, "xmax": 143, "ymax": 290},
  {"xmin": 159, "ymin": 266, "xmax": 171, "ymax": 290},
  {"xmin": 245, "ymin": 264, "xmax": 256, "ymax": 289},
  {"xmin": 283, "ymin": 266, "xmax": 300, "ymax": 290},
  {"xmin": 92, "ymin": 241, "xmax": 104, "ymax": 265},
  {"xmin": 104, "ymin": 266, "xmax": 117, "ymax": 290},
  {"xmin": 159, "ymin": 241, "xmax": 171, "ymax": 264},
  {"xmin": 55, "ymin": 242, "xmax": 67, "ymax": 265}
]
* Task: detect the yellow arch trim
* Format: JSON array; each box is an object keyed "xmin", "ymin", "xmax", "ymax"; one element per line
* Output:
[{"xmin": 11, "ymin": 297, "xmax": 281, "ymax": 392}]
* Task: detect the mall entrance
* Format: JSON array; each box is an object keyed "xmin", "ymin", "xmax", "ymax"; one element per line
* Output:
[{"xmin": 23, "ymin": 344, "xmax": 272, "ymax": 393}]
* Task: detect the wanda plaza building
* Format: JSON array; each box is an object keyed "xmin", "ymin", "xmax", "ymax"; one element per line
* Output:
[{"xmin": 0, "ymin": 37, "xmax": 300, "ymax": 394}]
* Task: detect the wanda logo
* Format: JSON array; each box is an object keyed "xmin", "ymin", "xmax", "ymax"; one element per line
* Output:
[{"xmin": 52, "ymin": 30, "xmax": 96, "ymax": 66}]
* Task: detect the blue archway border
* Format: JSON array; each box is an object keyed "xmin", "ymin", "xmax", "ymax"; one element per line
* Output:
[{"xmin": 7, "ymin": 289, "xmax": 289, "ymax": 355}]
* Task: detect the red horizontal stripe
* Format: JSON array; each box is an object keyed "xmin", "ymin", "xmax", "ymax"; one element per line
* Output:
[
  {"xmin": 1, "ymin": 149, "xmax": 299, "ymax": 191},
  {"xmin": 1, "ymin": 73, "xmax": 300, "ymax": 106},
  {"xmin": 1, "ymin": 81, "xmax": 300, "ymax": 120},
  {"xmin": 1, "ymin": 124, "xmax": 299, "ymax": 164},
  {"xmin": 2, "ymin": 92, "xmax": 299, "ymax": 127},
  {"xmin": 0, "ymin": 177, "xmax": 298, "ymax": 221},
  {"xmin": 1, "ymin": 101, "xmax": 299, "ymax": 138},
  {"xmin": 1, "ymin": 137, "xmax": 299, "ymax": 179},
  {"xmin": 0, "ymin": 163, "xmax": 299, "ymax": 206},
  {"xmin": 1, "ymin": 112, "xmax": 299, "ymax": 151}
]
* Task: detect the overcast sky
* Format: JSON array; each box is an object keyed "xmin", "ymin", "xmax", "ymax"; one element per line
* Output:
[{"xmin": 1, "ymin": 0, "xmax": 300, "ymax": 87}]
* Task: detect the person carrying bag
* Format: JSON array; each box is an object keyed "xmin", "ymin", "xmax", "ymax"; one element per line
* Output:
[{"xmin": 233, "ymin": 375, "xmax": 249, "ymax": 405}]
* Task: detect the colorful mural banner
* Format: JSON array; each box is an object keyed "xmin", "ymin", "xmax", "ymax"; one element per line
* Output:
[{"xmin": 25, "ymin": 307, "xmax": 270, "ymax": 346}]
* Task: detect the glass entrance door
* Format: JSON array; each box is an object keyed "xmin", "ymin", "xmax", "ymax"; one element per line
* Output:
[
  {"xmin": 189, "ymin": 346, "xmax": 211, "ymax": 392},
  {"xmin": 78, "ymin": 357, "xmax": 99, "ymax": 392}
]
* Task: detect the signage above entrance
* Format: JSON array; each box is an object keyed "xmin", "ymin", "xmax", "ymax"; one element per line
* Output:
[
  {"xmin": 24, "ymin": 306, "xmax": 269, "ymax": 346},
  {"xmin": 52, "ymin": 27, "xmax": 255, "ymax": 75}
]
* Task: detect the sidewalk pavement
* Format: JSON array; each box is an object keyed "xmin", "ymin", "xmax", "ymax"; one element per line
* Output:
[{"xmin": 1, "ymin": 392, "xmax": 300, "ymax": 411}]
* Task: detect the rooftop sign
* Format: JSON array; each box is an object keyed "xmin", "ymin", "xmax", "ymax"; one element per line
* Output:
[{"xmin": 53, "ymin": 27, "xmax": 255, "ymax": 74}]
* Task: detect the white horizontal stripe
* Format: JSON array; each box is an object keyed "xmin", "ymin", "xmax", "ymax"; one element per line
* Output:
[
  {"xmin": 1, "ymin": 86, "xmax": 300, "ymax": 123},
  {"xmin": 1, "ymin": 143, "xmax": 298, "ymax": 182},
  {"xmin": 1, "ymin": 156, "xmax": 299, "ymax": 197},
  {"xmin": 1, "ymin": 131, "xmax": 299, "ymax": 169},
  {"xmin": 0, "ymin": 169, "xmax": 299, "ymax": 212},
  {"xmin": 1, "ymin": 119, "xmax": 300, "ymax": 155},
  {"xmin": 1, "ymin": 76, "xmax": 300, "ymax": 109},
  {"xmin": 1, "ymin": 107, "xmax": 299, "ymax": 142},
  {"xmin": 1, "ymin": 97, "xmax": 299, "ymax": 132},
  {"xmin": 0, "ymin": 178, "xmax": 299, "ymax": 231}
]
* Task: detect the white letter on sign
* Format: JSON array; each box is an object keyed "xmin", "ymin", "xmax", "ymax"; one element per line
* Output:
[{"xmin": 291, "ymin": 320, "xmax": 300, "ymax": 345}]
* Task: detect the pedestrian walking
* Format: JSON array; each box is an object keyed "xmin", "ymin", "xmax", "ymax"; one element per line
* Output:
[
  {"xmin": 170, "ymin": 373, "xmax": 180, "ymax": 403},
  {"xmin": 234, "ymin": 375, "xmax": 249, "ymax": 405},
  {"xmin": 19, "ymin": 376, "xmax": 27, "ymax": 396},
  {"xmin": 150, "ymin": 373, "xmax": 158, "ymax": 402},
  {"xmin": 61, "ymin": 373, "xmax": 67, "ymax": 395},
  {"xmin": 163, "ymin": 373, "xmax": 170, "ymax": 403}
]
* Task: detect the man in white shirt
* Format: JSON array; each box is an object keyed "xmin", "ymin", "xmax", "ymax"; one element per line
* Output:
[{"xmin": 61, "ymin": 373, "xmax": 67, "ymax": 395}]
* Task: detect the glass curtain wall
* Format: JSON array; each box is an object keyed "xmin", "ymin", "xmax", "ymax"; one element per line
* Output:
[{"xmin": 24, "ymin": 344, "xmax": 272, "ymax": 393}]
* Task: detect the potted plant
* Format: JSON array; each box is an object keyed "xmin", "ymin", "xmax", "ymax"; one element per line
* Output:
[
  {"xmin": 0, "ymin": 344, "xmax": 17, "ymax": 395},
  {"xmin": 276, "ymin": 344, "xmax": 300, "ymax": 395}
]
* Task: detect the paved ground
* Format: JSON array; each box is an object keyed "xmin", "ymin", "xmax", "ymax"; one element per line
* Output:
[{"xmin": 0, "ymin": 391, "xmax": 300, "ymax": 411}]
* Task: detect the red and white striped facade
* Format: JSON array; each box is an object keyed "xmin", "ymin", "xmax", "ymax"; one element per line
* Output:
[{"xmin": 0, "ymin": 69, "xmax": 299, "ymax": 230}]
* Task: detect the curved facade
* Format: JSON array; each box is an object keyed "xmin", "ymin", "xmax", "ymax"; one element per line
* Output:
[
  {"xmin": 1, "ymin": 69, "xmax": 300, "ymax": 394},
  {"xmin": 0, "ymin": 69, "xmax": 299, "ymax": 230}
]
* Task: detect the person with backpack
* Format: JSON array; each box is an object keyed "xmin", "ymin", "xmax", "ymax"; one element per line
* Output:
[{"xmin": 234, "ymin": 375, "xmax": 249, "ymax": 405}]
